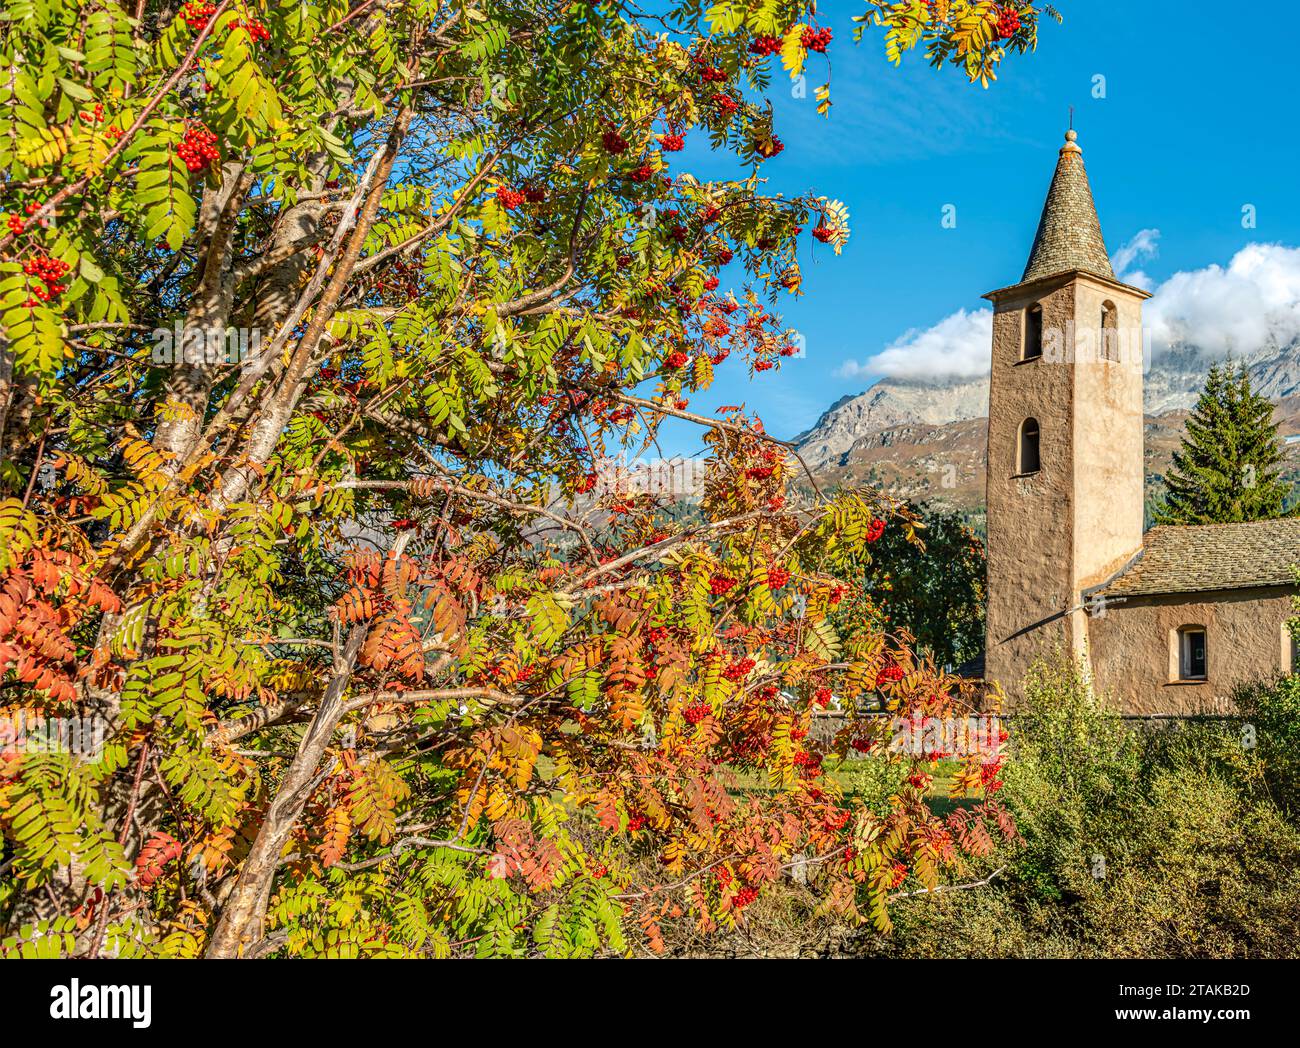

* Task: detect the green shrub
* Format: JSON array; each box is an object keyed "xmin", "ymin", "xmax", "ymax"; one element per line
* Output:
[
  {"xmin": 854, "ymin": 658, "xmax": 1300, "ymax": 958},
  {"xmin": 1233, "ymin": 673, "xmax": 1300, "ymax": 816}
]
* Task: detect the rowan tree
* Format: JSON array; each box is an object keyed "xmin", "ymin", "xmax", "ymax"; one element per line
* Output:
[{"xmin": 0, "ymin": 0, "xmax": 1041, "ymax": 958}]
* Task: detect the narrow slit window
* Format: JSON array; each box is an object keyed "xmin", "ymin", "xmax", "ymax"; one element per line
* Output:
[
  {"xmin": 1018, "ymin": 418, "xmax": 1041, "ymax": 475},
  {"xmin": 1023, "ymin": 305, "xmax": 1043, "ymax": 360},
  {"xmin": 1101, "ymin": 300, "xmax": 1118, "ymax": 362}
]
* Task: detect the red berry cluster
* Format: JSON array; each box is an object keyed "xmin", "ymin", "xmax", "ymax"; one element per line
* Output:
[
  {"xmin": 754, "ymin": 136, "xmax": 784, "ymax": 160},
  {"xmin": 78, "ymin": 103, "xmax": 106, "ymax": 125},
  {"xmin": 234, "ymin": 18, "xmax": 270, "ymax": 42},
  {"xmin": 496, "ymin": 186, "xmax": 526, "ymax": 210},
  {"xmin": 574, "ymin": 471, "xmax": 597, "ymax": 494},
  {"xmin": 664, "ymin": 351, "xmax": 688, "ymax": 369},
  {"xmin": 866, "ymin": 517, "xmax": 886, "ymax": 543},
  {"xmin": 733, "ymin": 885, "xmax": 758, "ymax": 909},
  {"xmin": 708, "ymin": 574, "xmax": 736, "ymax": 597},
  {"xmin": 711, "ymin": 93, "xmax": 738, "ymax": 116},
  {"xmin": 702, "ymin": 275, "xmax": 720, "ymax": 291},
  {"xmin": 523, "ymin": 184, "xmax": 546, "ymax": 203},
  {"xmin": 657, "ymin": 132, "xmax": 685, "ymax": 152},
  {"xmin": 995, "ymin": 6, "xmax": 1021, "ymax": 39},
  {"xmin": 626, "ymin": 814, "xmax": 647, "ymax": 832},
  {"xmin": 722, "ymin": 657, "xmax": 755, "ymax": 682},
  {"xmin": 23, "ymin": 255, "xmax": 71, "ymax": 306},
  {"xmin": 683, "ymin": 701, "xmax": 711, "ymax": 725},
  {"xmin": 177, "ymin": 123, "xmax": 219, "ymax": 173},
  {"xmin": 601, "ymin": 129, "xmax": 629, "ymax": 154},
  {"xmin": 6, "ymin": 214, "xmax": 24, "ymax": 236},
  {"xmin": 694, "ymin": 57, "xmax": 726, "ymax": 82},
  {"xmin": 878, "ymin": 661, "xmax": 905, "ymax": 683},
  {"xmin": 824, "ymin": 808, "xmax": 850, "ymax": 831},
  {"xmin": 792, "ymin": 750, "xmax": 820, "ymax": 769},
  {"xmin": 628, "ymin": 163, "xmax": 654, "ymax": 183},
  {"xmin": 766, "ymin": 565, "xmax": 790, "ymax": 589},
  {"xmin": 714, "ymin": 247, "xmax": 734, "ymax": 265},
  {"xmin": 749, "ymin": 34, "xmax": 781, "ymax": 56},
  {"xmin": 812, "ymin": 223, "xmax": 836, "ymax": 243},
  {"xmin": 181, "ymin": 1, "xmax": 216, "ymax": 29},
  {"xmin": 812, "ymin": 687, "xmax": 831, "ymax": 708},
  {"xmin": 801, "ymin": 26, "xmax": 833, "ymax": 52}
]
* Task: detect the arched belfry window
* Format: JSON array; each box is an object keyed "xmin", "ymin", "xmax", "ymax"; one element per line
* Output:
[
  {"xmin": 1100, "ymin": 300, "xmax": 1118, "ymax": 362},
  {"xmin": 1017, "ymin": 418, "xmax": 1041, "ymax": 475},
  {"xmin": 1022, "ymin": 304, "xmax": 1043, "ymax": 361}
]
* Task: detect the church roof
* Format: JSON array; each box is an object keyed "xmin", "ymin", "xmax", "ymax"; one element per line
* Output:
[
  {"xmin": 1093, "ymin": 518, "xmax": 1300, "ymax": 599},
  {"xmin": 1021, "ymin": 130, "xmax": 1117, "ymax": 284}
]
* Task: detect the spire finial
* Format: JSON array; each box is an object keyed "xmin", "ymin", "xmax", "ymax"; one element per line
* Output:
[{"xmin": 1062, "ymin": 127, "xmax": 1080, "ymax": 154}]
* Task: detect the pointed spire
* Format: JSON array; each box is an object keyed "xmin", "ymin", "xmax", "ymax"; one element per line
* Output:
[{"xmin": 1021, "ymin": 129, "xmax": 1116, "ymax": 284}]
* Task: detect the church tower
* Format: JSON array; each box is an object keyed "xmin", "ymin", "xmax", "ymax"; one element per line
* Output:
[{"xmin": 982, "ymin": 130, "xmax": 1150, "ymax": 703}]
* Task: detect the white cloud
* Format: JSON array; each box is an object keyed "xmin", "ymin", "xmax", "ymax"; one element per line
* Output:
[
  {"xmin": 1122, "ymin": 269, "xmax": 1155, "ymax": 292},
  {"xmin": 1112, "ymin": 227, "xmax": 1160, "ymax": 281},
  {"xmin": 838, "ymin": 241, "xmax": 1300, "ymax": 383},
  {"xmin": 834, "ymin": 359, "xmax": 876, "ymax": 381},
  {"xmin": 838, "ymin": 307, "xmax": 993, "ymax": 382},
  {"xmin": 1145, "ymin": 243, "xmax": 1300, "ymax": 359}
]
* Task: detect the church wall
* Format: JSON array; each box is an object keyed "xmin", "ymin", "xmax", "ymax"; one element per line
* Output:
[
  {"xmin": 984, "ymin": 280, "xmax": 1079, "ymax": 704},
  {"xmin": 1070, "ymin": 277, "xmax": 1146, "ymax": 590},
  {"xmin": 1086, "ymin": 586, "xmax": 1295, "ymax": 714}
]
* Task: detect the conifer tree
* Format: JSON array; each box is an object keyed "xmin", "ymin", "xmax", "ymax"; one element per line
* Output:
[{"xmin": 1155, "ymin": 360, "xmax": 1293, "ymax": 524}]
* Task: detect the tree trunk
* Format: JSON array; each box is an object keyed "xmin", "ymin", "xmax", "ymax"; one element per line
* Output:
[{"xmin": 204, "ymin": 624, "xmax": 367, "ymax": 957}]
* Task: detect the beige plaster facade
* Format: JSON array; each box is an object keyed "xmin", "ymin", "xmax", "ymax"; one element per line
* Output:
[{"xmin": 1087, "ymin": 587, "xmax": 1295, "ymax": 715}]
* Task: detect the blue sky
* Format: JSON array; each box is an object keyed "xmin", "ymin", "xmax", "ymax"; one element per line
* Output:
[{"xmin": 652, "ymin": 1, "xmax": 1300, "ymax": 456}]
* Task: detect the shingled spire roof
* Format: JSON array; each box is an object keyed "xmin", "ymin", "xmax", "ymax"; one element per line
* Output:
[{"xmin": 1021, "ymin": 130, "xmax": 1116, "ymax": 284}]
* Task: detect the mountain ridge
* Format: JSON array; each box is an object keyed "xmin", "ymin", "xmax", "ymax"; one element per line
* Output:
[{"xmin": 797, "ymin": 342, "xmax": 1300, "ymax": 518}]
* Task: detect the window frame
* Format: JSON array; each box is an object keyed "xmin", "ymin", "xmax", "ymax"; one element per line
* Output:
[{"xmin": 1176, "ymin": 626, "xmax": 1208, "ymax": 682}]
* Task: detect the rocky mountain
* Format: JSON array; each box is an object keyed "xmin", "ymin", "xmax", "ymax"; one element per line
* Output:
[
  {"xmin": 793, "ymin": 378, "xmax": 989, "ymax": 468},
  {"xmin": 799, "ymin": 344, "xmax": 1300, "ymax": 520}
]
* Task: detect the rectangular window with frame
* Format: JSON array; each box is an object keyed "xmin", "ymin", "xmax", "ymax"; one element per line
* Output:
[{"xmin": 1179, "ymin": 628, "xmax": 1207, "ymax": 680}]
